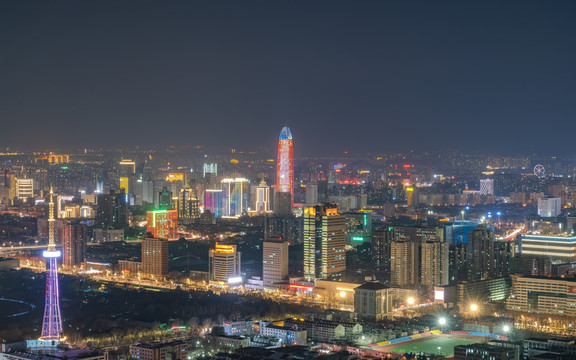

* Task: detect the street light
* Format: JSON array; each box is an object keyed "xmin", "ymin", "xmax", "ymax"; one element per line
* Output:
[
  {"xmin": 407, "ymin": 297, "xmax": 415, "ymax": 305},
  {"xmin": 502, "ymin": 325, "xmax": 510, "ymax": 333},
  {"xmin": 470, "ymin": 304, "xmax": 478, "ymax": 312},
  {"xmin": 438, "ymin": 317, "xmax": 446, "ymax": 325}
]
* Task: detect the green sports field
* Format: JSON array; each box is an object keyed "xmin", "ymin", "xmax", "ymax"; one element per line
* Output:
[{"xmin": 388, "ymin": 336, "xmax": 482, "ymax": 357}]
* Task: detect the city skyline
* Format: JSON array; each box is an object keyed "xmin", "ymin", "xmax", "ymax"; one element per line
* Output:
[{"xmin": 0, "ymin": 1, "xmax": 575, "ymax": 155}]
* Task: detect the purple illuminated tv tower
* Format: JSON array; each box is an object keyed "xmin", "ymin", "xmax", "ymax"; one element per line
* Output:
[{"xmin": 40, "ymin": 186, "xmax": 63, "ymax": 340}]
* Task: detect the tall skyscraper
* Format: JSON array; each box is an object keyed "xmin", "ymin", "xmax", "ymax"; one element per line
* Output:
[
  {"xmin": 177, "ymin": 187, "xmax": 200, "ymax": 219},
  {"xmin": 119, "ymin": 159, "xmax": 136, "ymax": 194},
  {"xmin": 221, "ymin": 178, "xmax": 249, "ymax": 217},
  {"xmin": 62, "ymin": 221, "xmax": 87, "ymax": 268},
  {"xmin": 41, "ymin": 186, "xmax": 63, "ymax": 341},
  {"xmin": 303, "ymin": 204, "xmax": 346, "ymax": 281},
  {"xmin": 466, "ymin": 225, "xmax": 494, "ymax": 282},
  {"xmin": 421, "ymin": 240, "xmax": 449, "ymax": 295},
  {"xmin": 209, "ymin": 243, "xmax": 241, "ymax": 282},
  {"xmin": 275, "ymin": 126, "xmax": 294, "ymax": 208},
  {"xmin": 142, "ymin": 237, "xmax": 169, "ymax": 276},
  {"xmin": 250, "ymin": 180, "xmax": 271, "ymax": 214},
  {"xmin": 262, "ymin": 238, "xmax": 289, "ymax": 287},
  {"xmin": 205, "ymin": 189, "xmax": 223, "ymax": 217},
  {"xmin": 390, "ymin": 240, "xmax": 419, "ymax": 288},
  {"xmin": 96, "ymin": 189, "xmax": 128, "ymax": 228},
  {"xmin": 15, "ymin": 178, "xmax": 34, "ymax": 200},
  {"xmin": 372, "ymin": 228, "xmax": 393, "ymax": 282}
]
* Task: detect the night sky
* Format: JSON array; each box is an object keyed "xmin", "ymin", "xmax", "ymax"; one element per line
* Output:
[{"xmin": 1, "ymin": 1, "xmax": 575, "ymax": 155}]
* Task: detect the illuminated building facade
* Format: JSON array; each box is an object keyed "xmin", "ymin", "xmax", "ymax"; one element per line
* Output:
[
  {"xmin": 119, "ymin": 159, "xmax": 136, "ymax": 194},
  {"xmin": 275, "ymin": 126, "xmax": 294, "ymax": 207},
  {"xmin": 142, "ymin": 237, "xmax": 169, "ymax": 276},
  {"xmin": 344, "ymin": 211, "xmax": 372, "ymax": 247},
  {"xmin": 209, "ymin": 243, "xmax": 241, "ymax": 282},
  {"xmin": 390, "ymin": 240, "xmax": 419, "ymax": 288},
  {"xmin": 41, "ymin": 187, "xmax": 63, "ymax": 341},
  {"xmin": 506, "ymin": 274, "xmax": 576, "ymax": 317},
  {"xmin": 15, "ymin": 178, "xmax": 34, "ymax": 199},
  {"xmin": 303, "ymin": 204, "xmax": 346, "ymax": 281},
  {"xmin": 221, "ymin": 178, "xmax": 249, "ymax": 217},
  {"xmin": 421, "ymin": 240, "xmax": 449, "ymax": 295},
  {"xmin": 177, "ymin": 187, "xmax": 200, "ymax": 219},
  {"xmin": 250, "ymin": 179, "xmax": 271, "ymax": 214},
  {"xmin": 62, "ymin": 221, "xmax": 87, "ymax": 268},
  {"xmin": 521, "ymin": 234, "xmax": 576, "ymax": 262},
  {"xmin": 146, "ymin": 209, "xmax": 178, "ymax": 239},
  {"xmin": 205, "ymin": 189, "xmax": 223, "ymax": 217}
]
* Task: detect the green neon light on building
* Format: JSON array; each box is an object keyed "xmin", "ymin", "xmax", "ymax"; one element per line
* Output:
[
  {"xmin": 152, "ymin": 210, "xmax": 167, "ymax": 227},
  {"xmin": 352, "ymin": 236, "xmax": 364, "ymax": 241}
]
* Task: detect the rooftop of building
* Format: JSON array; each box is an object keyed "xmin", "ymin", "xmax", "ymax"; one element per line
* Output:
[
  {"xmin": 130, "ymin": 339, "xmax": 186, "ymax": 349},
  {"xmin": 354, "ymin": 279, "xmax": 389, "ymax": 291}
]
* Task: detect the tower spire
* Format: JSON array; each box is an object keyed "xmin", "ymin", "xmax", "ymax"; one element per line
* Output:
[
  {"xmin": 41, "ymin": 184, "xmax": 63, "ymax": 342},
  {"xmin": 48, "ymin": 186, "xmax": 55, "ymax": 250}
]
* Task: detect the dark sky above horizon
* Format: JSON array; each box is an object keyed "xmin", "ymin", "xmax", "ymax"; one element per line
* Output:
[{"xmin": 1, "ymin": 1, "xmax": 575, "ymax": 155}]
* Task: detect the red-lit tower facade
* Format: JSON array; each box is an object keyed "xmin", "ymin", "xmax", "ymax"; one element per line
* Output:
[{"xmin": 276, "ymin": 126, "xmax": 294, "ymax": 209}]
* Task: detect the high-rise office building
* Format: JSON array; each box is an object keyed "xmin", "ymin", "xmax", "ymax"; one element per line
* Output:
[
  {"xmin": 142, "ymin": 237, "xmax": 169, "ymax": 276},
  {"xmin": 467, "ymin": 225, "xmax": 494, "ymax": 282},
  {"xmin": 146, "ymin": 210, "xmax": 178, "ymax": 239},
  {"xmin": 263, "ymin": 238, "xmax": 289, "ymax": 288},
  {"xmin": 177, "ymin": 187, "xmax": 200, "ymax": 219},
  {"xmin": 209, "ymin": 243, "xmax": 241, "ymax": 282},
  {"xmin": 221, "ymin": 178, "xmax": 249, "ymax": 217},
  {"xmin": 62, "ymin": 221, "xmax": 87, "ymax": 268},
  {"xmin": 96, "ymin": 189, "xmax": 128, "ymax": 228},
  {"xmin": 303, "ymin": 204, "xmax": 346, "ymax": 281},
  {"xmin": 521, "ymin": 234, "xmax": 576, "ymax": 262},
  {"xmin": 276, "ymin": 126, "xmax": 294, "ymax": 207},
  {"xmin": 250, "ymin": 180, "xmax": 271, "ymax": 214},
  {"xmin": 344, "ymin": 211, "xmax": 373, "ymax": 246},
  {"xmin": 372, "ymin": 228, "xmax": 393, "ymax": 282},
  {"xmin": 15, "ymin": 178, "xmax": 34, "ymax": 200},
  {"xmin": 119, "ymin": 159, "xmax": 136, "ymax": 194},
  {"xmin": 205, "ymin": 189, "xmax": 223, "ymax": 217},
  {"xmin": 158, "ymin": 186, "xmax": 173, "ymax": 210}
]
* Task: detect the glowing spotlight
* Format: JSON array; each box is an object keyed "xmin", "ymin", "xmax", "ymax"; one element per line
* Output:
[
  {"xmin": 470, "ymin": 304, "xmax": 478, "ymax": 312},
  {"xmin": 438, "ymin": 317, "xmax": 446, "ymax": 325},
  {"xmin": 407, "ymin": 297, "xmax": 415, "ymax": 305}
]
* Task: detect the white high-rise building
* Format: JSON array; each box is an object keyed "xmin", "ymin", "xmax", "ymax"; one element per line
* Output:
[
  {"xmin": 209, "ymin": 243, "xmax": 241, "ymax": 282},
  {"xmin": 15, "ymin": 178, "xmax": 34, "ymax": 199},
  {"xmin": 538, "ymin": 197, "xmax": 561, "ymax": 218},
  {"xmin": 262, "ymin": 239, "xmax": 289, "ymax": 287}
]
